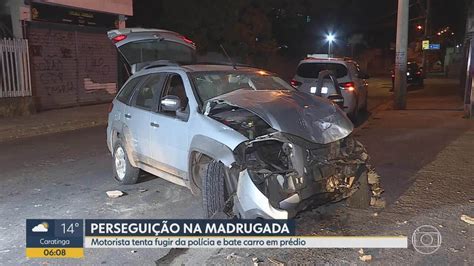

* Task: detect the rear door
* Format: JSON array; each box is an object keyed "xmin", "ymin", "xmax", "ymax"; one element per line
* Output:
[{"xmin": 124, "ymin": 73, "xmax": 164, "ymax": 164}]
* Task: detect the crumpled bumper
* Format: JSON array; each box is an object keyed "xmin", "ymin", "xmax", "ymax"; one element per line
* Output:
[{"xmin": 233, "ymin": 169, "xmax": 288, "ymax": 219}]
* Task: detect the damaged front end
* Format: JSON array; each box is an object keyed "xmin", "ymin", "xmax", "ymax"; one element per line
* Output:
[
  {"xmin": 203, "ymin": 89, "xmax": 373, "ymax": 219},
  {"xmin": 232, "ymin": 133, "xmax": 369, "ymax": 219}
]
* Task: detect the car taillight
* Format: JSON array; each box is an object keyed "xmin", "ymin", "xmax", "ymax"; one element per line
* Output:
[
  {"xmin": 182, "ymin": 36, "xmax": 195, "ymax": 45},
  {"xmin": 108, "ymin": 102, "xmax": 114, "ymax": 113},
  {"xmin": 339, "ymin": 82, "xmax": 355, "ymax": 92},
  {"xmin": 290, "ymin": 79, "xmax": 302, "ymax": 88},
  {"xmin": 416, "ymin": 71, "xmax": 421, "ymax": 75},
  {"xmin": 112, "ymin": 34, "xmax": 127, "ymax": 43}
]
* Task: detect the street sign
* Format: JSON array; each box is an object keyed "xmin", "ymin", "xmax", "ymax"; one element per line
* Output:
[
  {"xmin": 422, "ymin": 40, "xmax": 430, "ymax": 50},
  {"xmin": 429, "ymin": 44, "xmax": 441, "ymax": 50}
]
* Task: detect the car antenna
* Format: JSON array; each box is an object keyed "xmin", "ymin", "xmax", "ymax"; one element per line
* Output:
[{"xmin": 219, "ymin": 44, "xmax": 237, "ymax": 70}]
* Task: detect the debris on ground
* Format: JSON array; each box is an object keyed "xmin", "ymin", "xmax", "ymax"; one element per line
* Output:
[
  {"xmin": 366, "ymin": 164, "xmax": 386, "ymax": 210},
  {"xmin": 448, "ymin": 247, "xmax": 460, "ymax": 253},
  {"xmin": 469, "ymin": 199, "xmax": 474, "ymax": 203},
  {"xmin": 359, "ymin": 254, "xmax": 372, "ymax": 262},
  {"xmin": 460, "ymin": 214, "xmax": 474, "ymax": 225},
  {"xmin": 106, "ymin": 190, "xmax": 124, "ymax": 198},
  {"xmin": 130, "ymin": 250, "xmax": 137, "ymax": 253},
  {"xmin": 267, "ymin": 257, "xmax": 285, "ymax": 265},
  {"xmin": 138, "ymin": 189, "xmax": 147, "ymax": 193},
  {"xmin": 226, "ymin": 252, "xmax": 242, "ymax": 260},
  {"xmin": 252, "ymin": 257, "xmax": 263, "ymax": 266},
  {"xmin": 358, "ymin": 249, "xmax": 364, "ymax": 255},
  {"xmin": 373, "ymin": 212, "xmax": 379, "ymax": 217},
  {"xmin": 370, "ymin": 197, "xmax": 386, "ymax": 208}
]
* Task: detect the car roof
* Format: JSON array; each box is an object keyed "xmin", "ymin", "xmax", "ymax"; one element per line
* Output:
[
  {"xmin": 181, "ymin": 64, "xmax": 261, "ymax": 72},
  {"xmin": 131, "ymin": 64, "xmax": 269, "ymax": 77}
]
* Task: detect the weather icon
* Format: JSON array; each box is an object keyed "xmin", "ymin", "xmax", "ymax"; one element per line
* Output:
[{"xmin": 32, "ymin": 222, "xmax": 49, "ymax": 233}]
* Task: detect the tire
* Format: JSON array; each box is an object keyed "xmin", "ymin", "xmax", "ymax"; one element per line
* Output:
[
  {"xmin": 347, "ymin": 165, "xmax": 371, "ymax": 209},
  {"xmin": 113, "ymin": 140, "xmax": 140, "ymax": 185},
  {"xmin": 201, "ymin": 161, "xmax": 226, "ymax": 218}
]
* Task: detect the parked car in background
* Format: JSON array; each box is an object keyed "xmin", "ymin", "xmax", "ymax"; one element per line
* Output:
[
  {"xmin": 390, "ymin": 61, "xmax": 424, "ymax": 90},
  {"xmin": 291, "ymin": 55, "xmax": 369, "ymax": 121}
]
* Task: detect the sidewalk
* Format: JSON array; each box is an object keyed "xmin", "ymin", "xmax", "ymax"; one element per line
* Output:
[
  {"xmin": 0, "ymin": 104, "xmax": 109, "ymax": 143},
  {"xmin": 171, "ymin": 77, "xmax": 474, "ymax": 264}
]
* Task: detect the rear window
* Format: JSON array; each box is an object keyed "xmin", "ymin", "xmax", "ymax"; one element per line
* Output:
[
  {"xmin": 116, "ymin": 76, "xmax": 143, "ymax": 104},
  {"xmin": 120, "ymin": 40, "xmax": 196, "ymax": 65},
  {"xmin": 297, "ymin": 63, "xmax": 348, "ymax": 79},
  {"xmin": 408, "ymin": 63, "xmax": 419, "ymax": 71}
]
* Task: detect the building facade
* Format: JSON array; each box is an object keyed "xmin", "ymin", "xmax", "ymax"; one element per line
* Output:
[{"xmin": 9, "ymin": 0, "xmax": 132, "ymax": 110}]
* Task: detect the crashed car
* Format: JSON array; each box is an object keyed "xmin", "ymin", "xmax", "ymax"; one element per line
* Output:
[{"xmin": 107, "ymin": 63, "xmax": 374, "ymax": 219}]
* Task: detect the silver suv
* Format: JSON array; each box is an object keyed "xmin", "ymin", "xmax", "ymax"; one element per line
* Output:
[
  {"xmin": 107, "ymin": 62, "xmax": 372, "ymax": 219},
  {"xmin": 106, "ymin": 29, "xmax": 371, "ymax": 219}
]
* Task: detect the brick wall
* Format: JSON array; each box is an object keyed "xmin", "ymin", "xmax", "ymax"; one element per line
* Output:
[{"xmin": 28, "ymin": 22, "xmax": 117, "ymax": 110}]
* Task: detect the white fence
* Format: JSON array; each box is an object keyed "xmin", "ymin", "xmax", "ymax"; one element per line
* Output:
[{"xmin": 0, "ymin": 38, "xmax": 32, "ymax": 97}]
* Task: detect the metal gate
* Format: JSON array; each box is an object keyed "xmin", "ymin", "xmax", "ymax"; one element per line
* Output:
[
  {"xmin": 28, "ymin": 22, "xmax": 117, "ymax": 110},
  {"xmin": 0, "ymin": 38, "xmax": 32, "ymax": 98}
]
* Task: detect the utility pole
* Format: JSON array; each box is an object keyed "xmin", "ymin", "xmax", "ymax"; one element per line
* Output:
[
  {"xmin": 394, "ymin": 0, "xmax": 409, "ymax": 109},
  {"xmin": 421, "ymin": 0, "xmax": 431, "ymax": 76}
]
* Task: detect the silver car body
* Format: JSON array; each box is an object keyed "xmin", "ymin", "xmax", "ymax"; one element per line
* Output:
[
  {"xmin": 292, "ymin": 56, "xmax": 368, "ymax": 115},
  {"xmin": 106, "ymin": 29, "xmax": 365, "ymax": 219},
  {"xmin": 107, "ymin": 63, "xmax": 368, "ymax": 219}
]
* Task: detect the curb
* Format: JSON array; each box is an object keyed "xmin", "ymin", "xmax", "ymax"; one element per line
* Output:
[{"xmin": 0, "ymin": 120, "xmax": 107, "ymax": 143}]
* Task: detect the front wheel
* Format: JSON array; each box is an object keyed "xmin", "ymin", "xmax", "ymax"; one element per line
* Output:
[{"xmin": 201, "ymin": 161, "xmax": 228, "ymax": 218}]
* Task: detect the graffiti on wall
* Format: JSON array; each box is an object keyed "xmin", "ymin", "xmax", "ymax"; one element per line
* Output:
[
  {"xmin": 31, "ymin": 29, "xmax": 77, "ymax": 97},
  {"xmin": 29, "ymin": 26, "xmax": 117, "ymax": 109}
]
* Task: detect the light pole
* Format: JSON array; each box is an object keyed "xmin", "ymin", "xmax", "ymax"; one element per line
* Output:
[{"xmin": 326, "ymin": 33, "xmax": 335, "ymax": 56}]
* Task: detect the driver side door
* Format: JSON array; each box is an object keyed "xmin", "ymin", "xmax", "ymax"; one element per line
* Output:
[{"xmin": 149, "ymin": 72, "xmax": 191, "ymax": 178}]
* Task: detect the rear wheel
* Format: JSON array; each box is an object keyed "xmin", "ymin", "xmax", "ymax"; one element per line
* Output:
[
  {"xmin": 113, "ymin": 141, "xmax": 140, "ymax": 185},
  {"xmin": 201, "ymin": 161, "xmax": 228, "ymax": 218},
  {"xmin": 347, "ymin": 166, "xmax": 371, "ymax": 208}
]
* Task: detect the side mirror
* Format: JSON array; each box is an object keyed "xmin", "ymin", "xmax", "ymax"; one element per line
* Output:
[
  {"xmin": 358, "ymin": 72, "xmax": 370, "ymax": 79},
  {"xmin": 161, "ymin": 95, "xmax": 181, "ymax": 112}
]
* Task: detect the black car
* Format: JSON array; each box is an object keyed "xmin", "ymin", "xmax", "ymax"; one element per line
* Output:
[{"xmin": 391, "ymin": 62, "xmax": 424, "ymax": 90}]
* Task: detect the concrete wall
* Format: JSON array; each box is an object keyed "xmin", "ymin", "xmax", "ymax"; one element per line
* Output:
[{"xmin": 0, "ymin": 97, "xmax": 35, "ymax": 117}]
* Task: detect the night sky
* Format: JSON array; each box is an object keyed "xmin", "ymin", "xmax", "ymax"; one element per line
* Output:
[{"xmin": 127, "ymin": 0, "xmax": 468, "ymax": 55}]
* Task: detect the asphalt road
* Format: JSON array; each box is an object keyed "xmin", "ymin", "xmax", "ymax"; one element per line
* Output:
[{"xmin": 0, "ymin": 126, "xmax": 203, "ymax": 264}]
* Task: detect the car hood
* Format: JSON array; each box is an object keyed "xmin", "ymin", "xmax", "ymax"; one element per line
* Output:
[{"xmin": 204, "ymin": 89, "xmax": 353, "ymax": 144}]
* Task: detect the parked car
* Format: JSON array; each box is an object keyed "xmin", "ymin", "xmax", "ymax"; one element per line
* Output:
[
  {"xmin": 390, "ymin": 62, "xmax": 424, "ymax": 90},
  {"xmin": 291, "ymin": 55, "xmax": 369, "ymax": 120}
]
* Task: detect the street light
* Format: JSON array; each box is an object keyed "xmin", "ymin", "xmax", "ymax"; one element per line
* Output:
[{"xmin": 326, "ymin": 33, "xmax": 335, "ymax": 56}]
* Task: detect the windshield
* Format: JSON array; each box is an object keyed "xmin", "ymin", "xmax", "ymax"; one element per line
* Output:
[
  {"xmin": 191, "ymin": 71, "xmax": 294, "ymax": 101},
  {"xmin": 119, "ymin": 40, "xmax": 196, "ymax": 65}
]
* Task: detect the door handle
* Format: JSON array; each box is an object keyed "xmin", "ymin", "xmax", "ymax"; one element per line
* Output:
[
  {"xmin": 150, "ymin": 122, "xmax": 159, "ymax": 128},
  {"xmin": 124, "ymin": 113, "xmax": 132, "ymax": 119}
]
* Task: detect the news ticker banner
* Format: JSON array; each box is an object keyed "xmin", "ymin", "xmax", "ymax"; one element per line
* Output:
[{"xmin": 26, "ymin": 219, "xmax": 408, "ymax": 258}]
